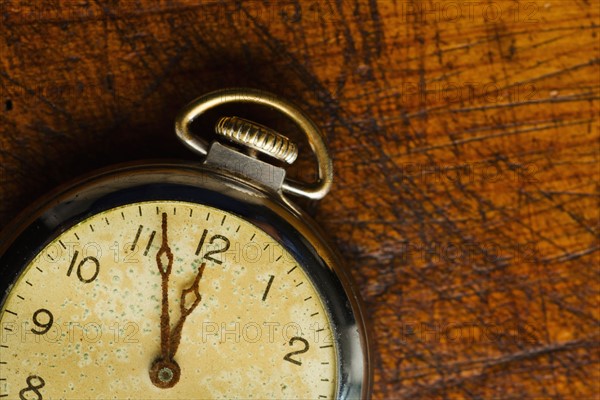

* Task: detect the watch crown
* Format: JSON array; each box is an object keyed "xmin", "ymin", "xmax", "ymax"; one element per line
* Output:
[{"xmin": 215, "ymin": 116, "xmax": 298, "ymax": 164}]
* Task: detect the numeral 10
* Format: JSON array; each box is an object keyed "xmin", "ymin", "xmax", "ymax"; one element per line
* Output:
[{"xmin": 66, "ymin": 250, "xmax": 100, "ymax": 283}]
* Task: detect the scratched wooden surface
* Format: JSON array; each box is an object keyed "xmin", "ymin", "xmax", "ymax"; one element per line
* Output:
[{"xmin": 1, "ymin": 1, "xmax": 599, "ymax": 398}]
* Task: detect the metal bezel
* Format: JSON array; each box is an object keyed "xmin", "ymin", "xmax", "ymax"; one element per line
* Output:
[{"xmin": 0, "ymin": 161, "xmax": 371, "ymax": 400}]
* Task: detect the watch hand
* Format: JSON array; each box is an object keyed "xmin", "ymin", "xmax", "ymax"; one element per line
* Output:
[
  {"xmin": 169, "ymin": 263, "xmax": 206, "ymax": 357},
  {"xmin": 150, "ymin": 215, "xmax": 207, "ymax": 389},
  {"xmin": 150, "ymin": 213, "xmax": 181, "ymax": 389},
  {"xmin": 156, "ymin": 212, "xmax": 173, "ymax": 362}
]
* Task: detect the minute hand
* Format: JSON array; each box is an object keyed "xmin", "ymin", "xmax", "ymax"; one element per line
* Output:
[{"xmin": 156, "ymin": 212, "xmax": 174, "ymax": 361}]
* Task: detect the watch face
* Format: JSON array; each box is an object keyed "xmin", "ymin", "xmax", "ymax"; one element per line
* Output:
[{"xmin": 0, "ymin": 201, "xmax": 337, "ymax": 399}]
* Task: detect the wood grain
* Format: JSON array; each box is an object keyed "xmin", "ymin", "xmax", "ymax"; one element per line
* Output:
[{"xmin": 1, "ymin": 1, "xmax": 598, "ymax": 398}]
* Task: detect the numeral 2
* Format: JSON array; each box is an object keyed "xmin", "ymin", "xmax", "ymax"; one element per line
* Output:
[{"xmin": 283, "ymin": 336, "xmax": 310, "ymax": 366}]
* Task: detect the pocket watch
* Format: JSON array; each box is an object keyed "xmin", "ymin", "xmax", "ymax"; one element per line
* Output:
[{"xmin": 0, "ymin": 88, "xmax": 371, "ymax": 399}]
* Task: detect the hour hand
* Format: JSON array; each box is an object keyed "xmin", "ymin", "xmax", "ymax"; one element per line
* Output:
[{"xmin": 169, "ymin": 263, "xmax": 206, "ymax": 357}]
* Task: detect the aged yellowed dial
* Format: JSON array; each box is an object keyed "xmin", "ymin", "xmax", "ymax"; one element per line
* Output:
[{"xmin": 0, "ymin": 201, "xmax": 337, "ymax": 399}]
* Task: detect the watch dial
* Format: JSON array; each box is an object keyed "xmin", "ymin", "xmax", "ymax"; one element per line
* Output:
[{"xmin": 0, "ymin": 201, "xmax": 337, "ymax": 399}]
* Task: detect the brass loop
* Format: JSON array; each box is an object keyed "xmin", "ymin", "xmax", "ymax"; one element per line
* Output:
[{"xmin": 174, "ymin": 88, "xmax": 333, "ymax": 200}]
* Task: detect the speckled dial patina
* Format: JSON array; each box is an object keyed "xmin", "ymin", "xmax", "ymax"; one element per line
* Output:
[{"xmin": 0, "ymin": 201, "xmax": 337, "ymax": 399}]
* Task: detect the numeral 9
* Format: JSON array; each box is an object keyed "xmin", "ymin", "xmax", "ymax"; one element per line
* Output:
[{"xmin": 31, "ymin": 308, "xmax": 54, "ymax": 335}]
